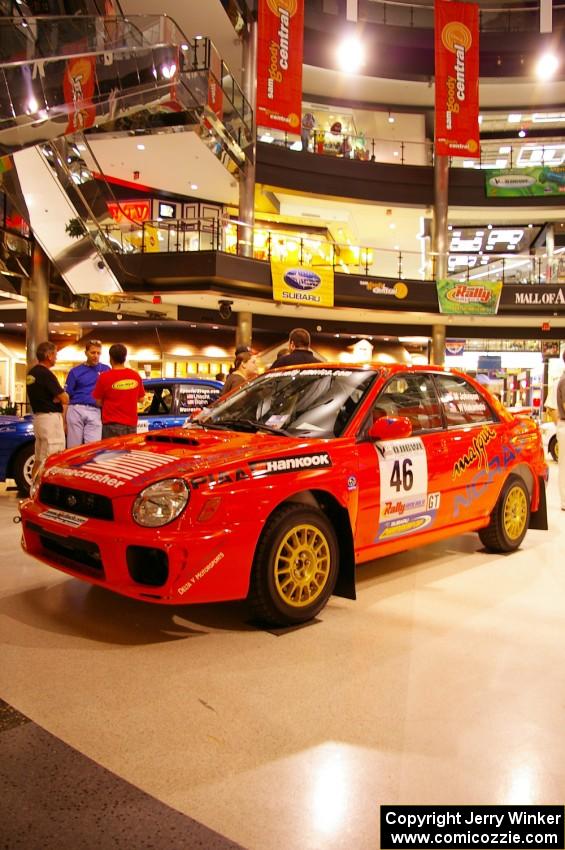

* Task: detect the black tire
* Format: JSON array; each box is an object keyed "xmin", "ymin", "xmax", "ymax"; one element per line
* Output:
[
  {"xmin": 13, "ymin": 443, "xmax": 35, "ymax": 496},
  {"xmin": 549, "ymin": 435, "xmax": 558, "ymax": 463},
  {"xmin": 248, "ymin": 503, "xmax": 339, "ymax": 627},
  {"xmin": 478, "ymin": 475, "xmax": 530, "ymax": 553}
]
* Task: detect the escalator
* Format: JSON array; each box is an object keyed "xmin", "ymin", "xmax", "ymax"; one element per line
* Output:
[{"xmin": 0, "ymin": 14, "xmax": 252, "ymax": 294}]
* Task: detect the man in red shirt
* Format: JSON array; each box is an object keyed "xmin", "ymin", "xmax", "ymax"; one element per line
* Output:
[{"xmin": 93, "ymin": 343, "xmax": 145, "ymax": 439}]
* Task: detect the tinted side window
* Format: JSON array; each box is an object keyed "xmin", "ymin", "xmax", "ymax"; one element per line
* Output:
[
  {"xmin": 434, "ymin": 375, "xmax": 495, "ymax": 427},
  {"xmin": 178, "ymin": 384, "xmax": 220, "ymax": 416},
  {"xmin": 375, "ymin": 373, "xmax": 443, "ymax": 433}
]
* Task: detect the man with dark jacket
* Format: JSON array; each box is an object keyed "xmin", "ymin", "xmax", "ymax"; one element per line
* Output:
[
  {"xmin": 270, "ymin": 328, "xmax": 321, "ymax": 368},
  {"xmin": 26, "ymin": 341, "xmax": 69, "ymax": 481}
]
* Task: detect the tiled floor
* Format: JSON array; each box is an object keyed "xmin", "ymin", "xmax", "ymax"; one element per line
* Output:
[{"xmin": 1, "ymin": 468, "xmax": 564, "ymax": 849}]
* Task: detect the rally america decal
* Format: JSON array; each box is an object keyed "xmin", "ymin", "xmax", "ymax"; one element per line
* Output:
[
  {"xmin": 374, "ymin": 438, "xmax": 440, "ymax": 540},
  {"xmin": 249, "ymin": 452, "xmax": 332, "ymax": 477},
  {"xmin": 49, "ymin": 449, "xmax": 175, "ymax": 489}
]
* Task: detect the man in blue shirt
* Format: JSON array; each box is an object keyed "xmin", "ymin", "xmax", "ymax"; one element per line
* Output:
[{"xmin": 65, "ymin": 339, "xmax": 110, "ymax": 447}]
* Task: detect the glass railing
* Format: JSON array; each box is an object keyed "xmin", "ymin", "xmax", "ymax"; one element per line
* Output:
[
  {"xmin": 0, "ymin": 16, "xmax": 252, "ymax": 162},
  {"xmin": 100, "ymin": 216, "xmax": 565, "ymax": 285},
  {"xmin": 354, "ymin": 0, "xmax": 565, "ymax": 32}
]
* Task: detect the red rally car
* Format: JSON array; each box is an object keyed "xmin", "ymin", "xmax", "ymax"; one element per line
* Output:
[{"xmin": 19, "ymin": 364, "xmax": 548, "ymax": 627}]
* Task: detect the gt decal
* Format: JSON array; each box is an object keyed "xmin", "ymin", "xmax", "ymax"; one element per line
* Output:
[
  {"xmin": 375, "ymin": 438, "xmax": 437, "ymax": 541},
  {"xmin": 452, "ymin": 425, "xmax": 496, "ymax": 479}
]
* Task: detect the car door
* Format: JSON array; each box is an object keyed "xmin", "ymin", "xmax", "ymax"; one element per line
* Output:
[
  {"xmin": 431, "ymin": 373, "xmax": 504, "ymax": 523},
  {"xmin": 354, "ymin": 371, "xmax": 451, "ymax": 556}
]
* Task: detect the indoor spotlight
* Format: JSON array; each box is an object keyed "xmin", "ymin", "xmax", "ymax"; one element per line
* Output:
[
  {"xmin": 388, "ymin": 112, "xmax": 395, "ymax": 124},
  {"xmin": 518, "ymin": 129, "xmax": 526, "ymax": 138},
  {"xmin": 536, "ymin": 52, "xmax": 559, "ymax": 80},
  {"xmin": 336, "ymin": 37, "xmax": 365, "ymax": 74}
]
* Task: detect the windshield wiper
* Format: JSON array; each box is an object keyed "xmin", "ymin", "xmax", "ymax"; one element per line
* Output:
[{"xmin": 211, "ymin": 417, "xmax": 291, "ymax": 436}]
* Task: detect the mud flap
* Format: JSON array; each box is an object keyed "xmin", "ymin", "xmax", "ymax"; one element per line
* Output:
[{"xmin": 529, "ymin": 476, "xmax": 548, "ymax": 530}]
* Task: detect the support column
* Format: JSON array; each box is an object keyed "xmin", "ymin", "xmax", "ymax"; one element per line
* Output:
[
  {"xmin": 238, "ymin": 14, "xmax": 257, "ymax": 259},
  {"xmin": 26, "ymin": 242, "xmax": 50, "ymax": 369},
  {"xmin": 432, "ymin": 154, "xmax": 449, "ymax": 282},
  {"xmin": 430, "ymin": 324, "xmax": 446, "ymax": 366},
  {"xmin": 236, "ymin": 311, "xmax": 252, "ymax": 351},
  {"xmin": 545, "ymin": 223, "xmax": 555, "ymax": 282}
]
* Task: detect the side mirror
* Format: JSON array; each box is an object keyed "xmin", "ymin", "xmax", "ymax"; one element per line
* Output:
[{"xmin": 368, "ymin": 415, "xmax": 412, "ymax": 441}]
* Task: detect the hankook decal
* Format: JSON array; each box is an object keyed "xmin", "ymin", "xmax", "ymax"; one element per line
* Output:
[{"xmin": 249, "ymin": 452, "xmax": 332, "ymax": 476}]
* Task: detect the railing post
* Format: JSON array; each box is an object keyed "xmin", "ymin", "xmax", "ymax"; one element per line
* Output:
[
  {"xmin": 267, "ymin": 231, "xmax": 271, "ymax": 262},
  {"xmin": 502, "ymin": 256, "xmax": 505, "ymax": 283},
  {"xmin": 300, "ymin": 237, "xmax": 304, "ymax": 265},
  {"xmin": 141, "ymin": 222, "xmax": 145, "ymax": 253},
  {"xmin": 398, "ymin": 251, "xmax": 402, "ymax": 279},
  {"xmin": 371, "ymin": 138, "xmax": 375, "ymax": 161},
  {"xmin": 400, "ymin": 141, "xmax": 405, "ymax": 164}
]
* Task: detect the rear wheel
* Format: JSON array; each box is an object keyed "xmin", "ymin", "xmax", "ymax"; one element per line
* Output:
[
  {"xmin": 478, "ymin": 475, "xmax": 530, "ymax": 553},
  {"xmin": 248, "ymin": 503, "xmax": 339, "ymax": 627},
  {"xmin": 13, "ymin": 443, "xmax": 35, "ymax": 496},
  {"xmin": 549, "ymin": 435, "xmax": 558, "ymax": 463}
]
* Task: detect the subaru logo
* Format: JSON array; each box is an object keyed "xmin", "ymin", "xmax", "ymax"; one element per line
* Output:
[{"xmin": 66, "ymin": 495, "xmax": 77, "ymax": 508}]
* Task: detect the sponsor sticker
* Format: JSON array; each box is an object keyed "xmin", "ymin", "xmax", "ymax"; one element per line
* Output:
[
  {"xmin": 375, "ymin": 438, "xmax": 438, "ymax": 541},
  {"xmin": 177, "ymin": 552, "xmax": 224, "ymax": 595},
  {"xmin": 249, "ymin": 452, "xmax": 332, "ymax": 477}
]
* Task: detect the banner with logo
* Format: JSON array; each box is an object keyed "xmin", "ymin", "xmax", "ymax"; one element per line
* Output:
[
  {"xmin": 207, "ymin": 49, "xmax": 224, "ymax": 123},
  {"xmin": 434, "ymin": 0, "xmax": 480, "ymax": 158},
  {"xmin": 271, "ymin": 261, "xmax": 334, "ymax": 307},
  {"xmin": 63, "ymin": 54, "xmax": 96, "ymax": 134},
  {"xmin": 445, "ymin": 340, "xmax": 466, "ymax": 355},
  {"xmin": 486, "ymin": 166, "xmax": 565, "ymax": 197},
  {"xmin": 257, "ymin": 0, "xmax": 304, "ymax": 134},
  {"xmin": 437, "ymin": 279, "xmax": 502, "ymax": 315},
  {"xmin": 107, "ymin": 200, "xmax": 151, "ymax": 223}
]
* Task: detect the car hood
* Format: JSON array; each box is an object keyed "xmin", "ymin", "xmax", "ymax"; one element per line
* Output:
[
  {"xmin": 0, "ymin": 415, "xmax": 33, "ymax": 432},
  {"xmin": 41, "ymin": 426, "xmax": 326, "ymax": 495}
]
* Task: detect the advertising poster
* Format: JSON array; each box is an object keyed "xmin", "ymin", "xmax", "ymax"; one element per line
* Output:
[
  {"xmin": 257, "ymin": 0, "xmax": 304, "ymax": 134},
  {"xmin": 436, "ymin": 279, "xmax": 502, "ymax": 314},
  {"xmin": 271, "ymin": 261, "xmax": 334, "ymax": 307},
  {"xmin": 486, "ymin": 166, "xmax": 565, "ymax": 197},
  {"xmin": 434, "ymin": 0, "xmax": 480, "ymax": 158},
  {"xmin": 63, "ymin": 54, "xmax": 96, "ymax": 134},
  {"xmin": 207, "ymin": 49, "xmax": 224, "ymax": 123}
]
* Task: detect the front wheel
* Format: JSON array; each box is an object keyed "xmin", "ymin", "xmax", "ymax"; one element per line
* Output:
[
  {"xmin": 248, "ymin": 503, "xmax": 339, "ymax": 627},
  {"xmin": 13, "ymin": 443, "xmax": 35, "ymax": 496},
  {"xmin": 548, "ymin": 435, "xmax": 558, "ymax": 463},
  {"xmin": 478, "ymin": 475, "xmax": 530, "ymax": 553}
]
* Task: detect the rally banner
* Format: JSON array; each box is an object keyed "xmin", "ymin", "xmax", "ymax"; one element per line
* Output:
[
  {"xmin": 437, "ymin": 279, "xmax": 502, "ymax": 315},
  {"xmin": 434, "ymin": 0, "xmax": 480, "ymax": 158},
  {"xmin": 63, "ymin": 54, "xmax": 97, "ymax": 134},
  {"xmin": 257, "ymin": 0, "xmax": 304, "ymax": 134},
  {"xmin": 486, "ymin": 166, "xmax": 565, "ymax": 197},
  {"xmin": 271, "ymin": 261, "xmax": 334, "ymax": 307}
]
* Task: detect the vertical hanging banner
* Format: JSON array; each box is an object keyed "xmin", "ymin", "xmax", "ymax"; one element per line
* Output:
[
  {"xmin": 434, "ymin": 0, "xmax": 480, "ymax": 158},
  {"xmin": 63, "ymin": 54, "xmax": 97, "ymax": 134},
  {"xmin": 257, "ymin": 0, "xmax": 304, "ymax": 134}
]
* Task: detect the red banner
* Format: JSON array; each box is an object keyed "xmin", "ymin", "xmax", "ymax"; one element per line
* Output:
[
  {"xmin": 434, "ymin": 0, "xmax": 480, "ymax": 158},
  {"xmin": 63, "ymin": 54, "xmax": 96, "ymax": 134},
  {"xmin": 257, "ymin": 0, "xmax": 304, "ymax": 134}
]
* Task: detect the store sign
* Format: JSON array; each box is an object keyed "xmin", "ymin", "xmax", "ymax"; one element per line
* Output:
[
  {"xmin": 107, "ymin": 200, "xmax": 151, "ymax": 223},
  {"xmin": 486, "ymin": 166, "xmax": 565, "ymax": 197},
  {"xmin": 437, "ymin": 279, "xmax": 502, "ymax": 315},
  {"xmin": 257, "ymin": 0, "xmax": 304, "ymax": 134},
  {"xmin": 434, "ymin": 0, "xmax": 480, "ymax": 158},
  {"xmin": 271, "ymin": 261, "xmax": 334, "ymax": 307},
  {"xmin": 502, "ymin": 285, "xmax": 565, "ymax": 310},
  {"xmin": 447, "ymin": 225, "xmax": 541, "ymax": 274}
]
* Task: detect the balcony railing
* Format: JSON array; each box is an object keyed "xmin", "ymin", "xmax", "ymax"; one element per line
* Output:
[{"xmin": 101, "ymin": 216, "xmax": 565, "ymax": 285}]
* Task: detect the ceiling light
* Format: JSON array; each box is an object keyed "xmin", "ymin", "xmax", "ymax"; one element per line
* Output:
[
  {"xmin": 336, "ymin": 37, "xmax": 365, "ymax": 74},
  {"xmin": 190, "ymin": 183, "xmax": 198, "ymax": 190},
  {"xmin": 508, "ymin": 113, "xmax": 522, "ymax": 123},
  {"xmin": 137, "ymin": 143, "xmax": 145, "ymax": 150},
  {"xmin": 532, "ymin": 112, "xmax": 565, "ymax": 124},
  {"xmin": 518, "ymin": 129, "xmax": 526, "ymax": 138},
  {"xmin": 388, "ymin": 112, "xmax": 395, "ymax": 124},
  {"xmin": 536, "ymin": 52, "xmax": 559, "ymax": 80}
]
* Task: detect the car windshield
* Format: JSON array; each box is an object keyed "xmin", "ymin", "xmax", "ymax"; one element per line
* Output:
[{"xmin": 193, "ymin": 367, "xmax": 378, "ymax": 438}]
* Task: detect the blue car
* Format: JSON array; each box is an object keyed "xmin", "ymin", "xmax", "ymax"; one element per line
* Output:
[{"xmin": 0, "ymin": 377, "xmax": 222, "ymax": 494}]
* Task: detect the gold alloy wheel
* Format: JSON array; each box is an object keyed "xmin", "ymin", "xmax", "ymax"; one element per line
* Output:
[
  {"xmin": 273, "ymin": 523, "xmax": 331, "ymax": 608},
  {"xmin": 503, "ymin": 484, "xmax": 528, "ymax": 541}
]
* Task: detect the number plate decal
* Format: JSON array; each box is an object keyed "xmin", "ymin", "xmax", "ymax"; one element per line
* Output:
[{"xmin": 374, "ymin": 438, "xmax": 439, "ymax": 541}]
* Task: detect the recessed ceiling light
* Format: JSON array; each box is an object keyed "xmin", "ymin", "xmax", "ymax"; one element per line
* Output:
[
  {"xmin": 536, "ymin": 52, "xmax": 559, "ymax": 80},
  {"xmin": 190, "ymin": 183, "xmax": 198, "ymax": 190},
  {"xmin": 137, "ymin": 143, "xmax": 145, "ymax": 150}
]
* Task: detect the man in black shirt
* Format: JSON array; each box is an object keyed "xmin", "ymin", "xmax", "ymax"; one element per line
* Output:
[
  {"xmin": 270, "ymin": 328, "xmax": 321, "ymax": 369},
  {"xmin": 26, "ymin": 341, "xmax": 69, "ymax": 481}
]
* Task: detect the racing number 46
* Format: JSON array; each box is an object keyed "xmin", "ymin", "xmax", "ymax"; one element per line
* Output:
[{"xmin": 390, "ymin": 458, "xmax": 413, "ymax": 492}]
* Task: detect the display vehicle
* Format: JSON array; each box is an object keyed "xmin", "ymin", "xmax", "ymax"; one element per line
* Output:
[
  {"xmin": 540, "ymin": 421, "xmax": 558, "ymax": 462},
  {"xmin": 0, "ymin": 378, "xmax": 221, "ymax": 494},
  {"xmin": 19, "ymin": 364, "xmax": 548, "ymax": 627}
]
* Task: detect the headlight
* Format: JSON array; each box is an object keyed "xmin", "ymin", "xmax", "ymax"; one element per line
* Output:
[
  {"xmin": 132, "ymin": 478, "xmax": 189, "ymax": 527},
  {"xmin": 29, "ymin": 460, "xmax": 46, "ymax": 499}
]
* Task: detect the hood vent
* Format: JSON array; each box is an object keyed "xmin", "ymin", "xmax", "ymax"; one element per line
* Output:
[{"xmin": 145, "ymin": 434, "xmax": 200, "ymax": 446}]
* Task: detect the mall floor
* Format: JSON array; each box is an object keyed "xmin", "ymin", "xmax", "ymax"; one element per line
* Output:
[{"xmin": 1, "ymin": 466, "xmax": 564, "ymax": 850}]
